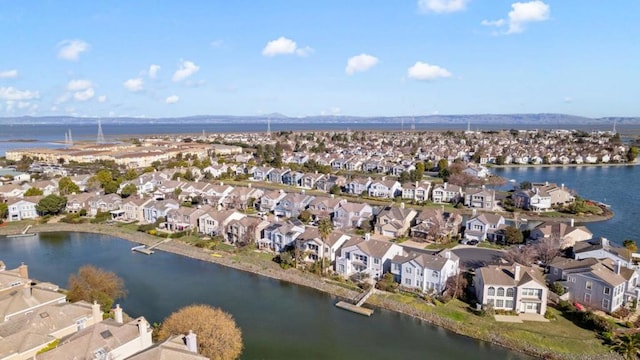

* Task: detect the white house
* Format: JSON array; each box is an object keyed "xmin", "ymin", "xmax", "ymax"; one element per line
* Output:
[
  {"xmin": 335, "ymin": 235, "xmax": 405, "ymax": 280},
  {"xmin": 390, "ymin": 249, "xmax": 459, "ymax": 293}
]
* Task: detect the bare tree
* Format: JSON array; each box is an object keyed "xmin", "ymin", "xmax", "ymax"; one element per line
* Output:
[
  {"xmin": 444, "ymin": 272, "xmax": 468, "ymax": 300},
  {"xmin": 503, "ymin": 245, "xmax": 536, "ymax": 266},
  {"xmin": 534, "ymin": 236, "xmax": 561, "ymax": 266}
]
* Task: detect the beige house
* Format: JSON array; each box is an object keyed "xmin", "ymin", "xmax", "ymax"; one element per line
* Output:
[
  {"xmin": 375, "ymin": 205, "xmax": 417, "ymax": 238},
  {"xmin": 529, "ymin": 221, "xmax": 593, "ymax": 249}
]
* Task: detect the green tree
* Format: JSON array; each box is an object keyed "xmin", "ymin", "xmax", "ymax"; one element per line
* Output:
[
  {"xmin": 414, "ymin": 162, "xmax": 425, "ymax": 180},
  {"xmin": 437, "ymin": 158, "xmax": 449, "ymax": 171},
  {"xmin": 66, "ymin": 265, "xmax": 126, "ymax": 312},
  {"xmin": 58, "ymin": 176, "xmax": 80, "ymax": 195},
  {"xmin": 503, "ymin": 226, "xmax": 524, "ymax": 245},
  {"xmin": 495, "ymin": 155, "xmax": 505, "ymax": 166},
  {"xmin": 297, "ymin": 210, "xmax": 312, "ymax": 224},
  {"xmin": 24, "ymin": 187, "xmax": 44, "ymax": 196},
  {"xmin": 627, "ymin": 146, "xmax": 639, "ymax": 162},
  {"xmin": 0, "ymin": 203, "xmax": 7, "ymax": 220},
  {"xmin": 103, "ymin": 181, "xmax": 119, "ymax": 194},
  {"xmin": 329, "ymin": 184, "xmax": 341, "ymax": 195},
  {"xmin": 158, "ymin": 304, "xmax": 243, "ymax": 360},
  {"xmin": 123, "ymin": 169, "xmax": 138, "ymax": 181},
  {"xmin": 519, "ymin": 181, "xmax": 532, "ymax": 190},
  {"xmin": 120, "ymin": 183, "xmax": 138, "ymax": 198},
  {"xmin": 318, "ymin": 218, "xmax": 333, "ymax": 276},
  {"xmin": 623, "ymin": 239, "xmax": 638, "ymax": 253},
  {"xmin": 611, "ymin": 333, "xmax": 640, "ymax": 360},
  {"xmin": 36, "ymin": 194, "xmax": 67, "ymax": 216}
]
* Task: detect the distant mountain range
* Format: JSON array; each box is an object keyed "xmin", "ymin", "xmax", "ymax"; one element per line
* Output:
[{"xmin": 0, "ymin": 113, "xmax": 638, "ymax": 125}]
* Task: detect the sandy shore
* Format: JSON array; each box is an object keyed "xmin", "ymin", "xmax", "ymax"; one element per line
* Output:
[{"xmin": 0, "ymin": 222, "xmax": 620, "ymax": 360}]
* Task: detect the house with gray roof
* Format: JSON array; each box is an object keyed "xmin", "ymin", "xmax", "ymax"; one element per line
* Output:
[
  {"xmin": 375, "ymin": 205, "xmax": 417, "ymax": 238},
  {"xmin": 335, "ymin": 235, "xmax": 405, "ymax": 280},
  {"xmin": 391, "ymin": 249, "xmax": 459, "ymax": 293},
  {"xmin": 464, "ymin": 213, "xmax": 506, "ymax": 242}
]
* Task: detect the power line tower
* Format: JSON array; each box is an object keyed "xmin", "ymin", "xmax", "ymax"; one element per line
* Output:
[
  {"xmin": 96, "ymin": 119, "xmax": 105, "ymax": 144},
  {"xmin": 267, "ymin": 116, "xmax": 271, "ymax": 136}
]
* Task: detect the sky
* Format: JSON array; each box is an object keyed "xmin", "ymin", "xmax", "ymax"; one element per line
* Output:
[{"xmin": 0, "ymin": 0, "xmax": 638, "ymax": 119}]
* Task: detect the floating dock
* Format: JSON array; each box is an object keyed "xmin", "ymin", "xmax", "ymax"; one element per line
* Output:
[
  {"xmin": 7, "ymin": 225, "xmax": 36, "ymax": 238},
  {"xmin": 131, "ymin": 245, "xmax": 154, "ymax": 255},
  {"xmin": 335, "ymin": 287, "xmax": 376, "ymax": 316}
]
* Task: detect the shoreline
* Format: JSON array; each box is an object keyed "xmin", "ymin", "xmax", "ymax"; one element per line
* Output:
[
  {"xmin": 491, "ymin": 161, "xmax": 638, "ymax": 169},
  {"xmin": 0, "ymin": 222, "xmax": 619, "ymax": 360}
]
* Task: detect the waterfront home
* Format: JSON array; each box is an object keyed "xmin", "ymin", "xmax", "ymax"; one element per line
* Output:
[
  {"xmin": 226, "ymin": 216, "xmax": 269, "ymax": 245},
  {"xmin": 0, "ymin": 169, "xmax": 30, "ymax": 184},
  {"xmin": 375, "ymin": 205, "xmax": 417, "ymax": 238},
  {"xmin": 297, "ymin": 227, "xmax": 351, "ymax": 264},
  {"xmin": 37, "ymin": 315, "xmax": 153, "ymax": 360},
  {"xmin": 534, "ymin": 182, "xmax": 574, "ymax": 205},
  {"xmin": 573, "ymin": 238, "xmax": 633, "ymax": 268},
  {"xmin": 6, "ymin": 196, "xmax": 41, "ymax": 222},
  {"xmin": 307, "ymin": 196, "xmax": 346, "ymax": 221},
  {"xmin": 401, "ymin": 181, "xmax": 432, "ymax": 203},
  {"xmin": 335, "ymin": 235, "xmax": 405, "ymax": 280},
  {"xmin": 463, "ymin": 164, "xmax": 491, "ymax": 178},
  {"xmin": 1, "ymin": 280, "xmax": 66, "ymax": 323},
  {"xmin": 141, "ymin": 199, "xmax": 180, "ymax": 224},
  {"xmin": 368, "ymin": 179, "xmax": 401, "ymax": 199},
  {"xmin": 88, "ymin": 193, "xmax": 123, "ymax": 217},
  {"xmin": 197, "ymin": 209, "xmax": 245, "ymax": 237},
  {"xmin": 529, "ymin": 221, "xmax": 593, "ymax": 249},
  {"xmin": 410, "ymin": 208, "xmax": 462, "ymax": 240},
  {"xmin": 560, "ymin": 261, "xmax": 627, "ymax": 313},
  {"xmin": 474, "ymin": 263, "xmax": 548, "ymax": 315},
  {"xmin": 464, "ymin": 214, "xmax": 506, "ymax": 242},
  {"xmin": 346, "ymin": 177, "xmax": 371, "ymax": 196},
  {"xmin": 259, "ymin": 219, "xmax": 305, "ymax": 252},
  {"xmin": 333, "ymin": 201, "xmax": 373, "ymax": 229},
  {"xmin": 431, "ymin": 183, "xmax": 463, "ymax": 204},
  {"xmin": 0, "ymin": 184, "xmax": 26, "ymax": 199},
  {"xmin": 274, "ymin": 192, "xmax": 315, "ymax": 218},
  {"xmin": 65, "ymin": 193, "xmax": 94, "ymax": 214},
  {"xmin": 165, "ymin": 205, "xmax": 212, "ymax": 232},
  {"xmin": 128, "ymin": 331, "xmax": 209, "ymax": 360},
  {"xmin": 259, "ymin": 190, "xmax": 287, "ymax": 213},
  {"xmin": 463, "ymin": 187, "xmax": 496, "ymax": 210},
  {"xmin": 390, "ymin": 249, "xmax": 459, "ymax": 294},
  {"xmin": 0, "ymin": 301, "xmax": 103, "ymax": 359}
]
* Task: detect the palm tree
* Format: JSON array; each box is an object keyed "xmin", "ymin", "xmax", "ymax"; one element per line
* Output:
[
  {"xmin": 611, "ymin": 333, "xmax": 640, "ymax": 360},
  {"xmin": 318, "ymin": 217, "xmax": 334, "ymax": 276}
]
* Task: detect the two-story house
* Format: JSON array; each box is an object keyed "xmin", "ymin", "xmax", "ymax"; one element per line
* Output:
[
  {"xmin": 401, "ymin": 181, "xmax": 432, "ymax": 203},
  {"xmin": 335, "ymin": 235, "xmax": 405, "ymax": 280},
  {"xmin": 390, "ymin": 249, "xmax": 459, "ymax": 293},
  {"xmin": 464, "ymin": 214, "xmax": 506, "ymax": 242},
  {"xmin": 333, "ymin": 202, "xmax": 374, "ymax": 229},
  {"xmin": 529, "ymin": 221, "xmax": 593, "ymax": 249},
  {"xmin": 431, "ymin": 183, "xmax": 463, "ymax": 204},
  {"xmin": 375, "ymin": 205, "xmax": 417, "ymax": 238},
  {"xmin": 346, "ymin": 177, "xmax": 371, "ymax": 196},
  {"xmin": 7, "ymin": 196, "xmax": 42, "ymax": 221},
  {"xmin": 259, "ymin": 190, "xmax": 288, "ymax": 213},
  {"xmin": 464, "ymin": 187, "xmax": 496, "ymax": 210},
  {"xmin": 259, "ymin": 219, "xmax": 306, "ymax": 252},
  {"xmin": 274, "ymin": 192, "xmax": 315, "ymax": 218},
  {"xmin": 368, "ymin": 179, "xmax": 401, "ymax": 199}
]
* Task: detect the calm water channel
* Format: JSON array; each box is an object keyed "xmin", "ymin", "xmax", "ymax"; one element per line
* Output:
[{"xmin": 0, "ymin": 232, "xmax": 528, "ymax": 360}]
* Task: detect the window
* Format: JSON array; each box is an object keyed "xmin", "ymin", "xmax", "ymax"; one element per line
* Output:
[
  {"xmin": 406, "ymin": 267, "xmax": 412, "ymax": 274},
  {"xmin": 604, "ymin": 287, "xmax": 611, "ymax": 295},
  {"xmin": 603, "ymin": 299, "xmax": 610, "ymax": 310},
  {"xmin": 374, "ymin": 258, "xmax": 380, "ymax": 265},
  {"xmin": 496, "ymin": 299, "xmax": 504, "ymax": 308},
  {"xmin": 432, "ymin": 271, "xmax": 439, "ymax": 277},
  {"xmin": 569, "ymin": 276, "xmax": 575, "ymax": 283},
  {"xmin": 506, "ymin": 288, "xmax": 514, "ymax": 297},
  {"xmin": 497, "ymin": 287, "xmax": 505, "ymax": 296},
  {"xmin": 404, "ymin": 278, "xmax": 412, "ymax": 286},
  {"xmin": 586, "ymin": 281, "xmax": 592, "ymax": 290},
  {"xmin": 392, "ymin": 263, "xmax": 400, "ymax": 271},
  {"xmin": 505, "ymin": 300, "xmax": 514, "ymax": 309},
  {"xmin": 338, "ymin": 264, "xmax": 345, "ymax": 273},
  {"xmin": 488, "ymin": 287, "xmax": 495, "ymax": 296},
  {"xmin": 487, "ymin": 299, "xmax": 495, "ymax": 306},
  {"xmin": 521, "ymin": 288, "xmax": 541, "ymax": 297},
  {"xmin": 584, "ymin": 293, "xmax": 591, "ymax": 303}
]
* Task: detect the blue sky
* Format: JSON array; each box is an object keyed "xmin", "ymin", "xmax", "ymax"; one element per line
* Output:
[{"xmin": 0, "ymin": 0, "xmax": 638, "ymax": 118}]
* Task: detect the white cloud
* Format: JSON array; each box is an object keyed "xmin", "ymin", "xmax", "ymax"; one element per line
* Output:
[
  {"xmin": 57, "ymin": 39, "xmax": 90, "ymax": 61},
  {"xmin": 98, "ymin": 95, "xmax": 107, "ymax": 103},
  {"xmin": 165, "ymin": 95, "xmax": 179, "ymax": 104},
  {"xmin": 407, "ymin": 61, "xmax": 452, "ymax": 80},
  {"xmin": 172, "ymin": 60, "xmax": 199, "ymax": 82},
  {"xmin": 210, "ymin": 39, "xmax": 224, "ymax": 48},
  {"xmin": 0, "ymin": 86, "xmax": 40, "ymax": 101},
  {"xmin": 0, "ymin": 69, "xmax": 18, "ymax": 79},
  {"xmin": 67, "ymin": 79, "xmax": 93, "ymax": 91},
  {"xmin": 481, "ymin": 1, "xmax": 550, "ymax": 34},
  {"xmin": 564, "ymin": 97, "xmax": 573, "ymax": 104},
  {"xmin": 74, "ymin": 88, "xmax": 95, "ymax": 101},
  {"xmin": 148, "ymin": 64, "xmax": 161, "ymax": 79},
  {"xmin": 262, "ymin": 37, "xmax": 313, "ymax": 57},
  {"xmin": 123, "ymin": 78, "xmax": 144, "ymax": 92},
  {"xmin": 17, "ymin": 101, "xmax": 31, "ymax": 109},
  {"xmin": 345, "ymin": 54, "xmax": 379, "ymax": 75},
  {"xmin": 418, "ymin": 0, "xmax": 469, "ymax": 13}
]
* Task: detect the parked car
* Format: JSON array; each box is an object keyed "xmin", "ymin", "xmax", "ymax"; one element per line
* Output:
[{"xmin": 467, "ymin": 239, "xmax": 479, "ymax": 246}]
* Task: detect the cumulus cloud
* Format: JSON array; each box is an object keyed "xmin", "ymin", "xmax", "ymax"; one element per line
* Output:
[
  {"xmin": 345, "ymin": 54, "xmax": 379, "ymax": 75},
  {"xmin": 418, "ymin": 0, "xmax": 469, "ymax": 13},
  {"xmin": 0, "ymin": 69, "xmax": 18, "ymax": 79},
  {"xmin": 66, "ymin": 79, "xmax": 92, "ymax": 91},
  {"xmin": 407, "ymin": 61, "xmax": 452, "ymax": 80},
  {"xmin": 0, "ymin": 87, "xmax": 40, "ymax": 101},
  {"xmin": 262, "ymin": 37, "xmax": 313, "ymax": 57},
  {"xmin": 148, "ymin": 64, "xmax": 161, "ymax": 79},
  {"xmin": 172, "ymin": 60, "xmax": 199, "ymax": 82},
  {"xmin": 482, "ymin": 1, "xmax": 550, "ymax": 34},
  {"xmin": 98, "ymin": 95, "xmax": 107, "ymax": 103},
  {"xmin": 73, "ymin": 88, "xmax": 94, "ymax": 102},
  {"xmin": 165, "ymin": 95, "xmax": 179, "ymax": 104},
  {"xmin": 57, "ymin": 39, "xmax": 90, "ymax": 61},
  {"xmin": 123, "ymin": 78, "xmax": 144, "ymax": 92}
]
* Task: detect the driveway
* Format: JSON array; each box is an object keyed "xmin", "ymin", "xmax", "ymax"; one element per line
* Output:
[{"xmin": 451, "ymin": 247, "xmax": 505, "ymax": 270}]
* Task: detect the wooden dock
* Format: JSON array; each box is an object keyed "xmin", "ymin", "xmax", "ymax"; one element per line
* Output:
[
  {"xmin": 131, "ymin": 239, "xmax": 171, "ymax": 255},
  {"xmin": 335, "ymin": 286, "xmax": 376, "ymax": 316}
]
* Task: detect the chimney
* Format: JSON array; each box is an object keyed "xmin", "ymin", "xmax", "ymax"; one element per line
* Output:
[
  {"xmin": 220, "ymin": 182, "xmax": 223, "ymax": 186},
  {"xmin": 616, "ymin": 260, "xmax": 622, "ymax": 275},
  {"xmin": 114, "ymin": 304, "xmax": 123, "ymax": 324},
  {"xmin": 185, "ymin": 330, "xmax": 198, "ymax": 353},
  {"xmin": 400, "ymin": 202, "xmax": 405, "ymax": 209},
  {"xmin": 472, "ymin": 208, "xmax": 477, "ymax": 217},
  {"xmin": 365, "ymin": 233, "xmax": 370, "ymax": 241},
  {"xmin": 248, "ymin": 183, "xmax": 252, "ymax": 188},
  {"xmin": 561, "ymin": 183, "xmax": 564, "ymax": 190},
  {"xmin": 545, "ymin": 181, "xmax": 549, "ymax": 186},
  {"xmin": 330, "ymin": 194, "xmax": 335, "ymax": 199},
  {"xmin": 137, "ymin": 318, "xmax": 149, "ymax": 338},
  {"xmin": 444, "ymin": 250, "xmax": 451, "ymax": 259},
  {"xmin": 23, "ymin": 283, "xmax": 32, "ymax": 298},
  {"xmin": 177, "ymin": 177, "xmax": 181, "ymax": 182},
  {"xmin": 514, "ymin": 265, "xmax": 521, "ymax": 281},
  {"xmin": 18, "ymin": 263, "xmax": 28, "ymax": 279},
  {"xmin": 443, "ymin": 182, "xmax": 447, "ymax": 189},
  {"xmin": 601, "ymin": 237, "xmax": 609, "ymax": 248},
  {"xmin": 415, "ymin": 181, "xmax": 419, "ymax": 188},
  {"xmin": 570, "ymin": 218, "xmax": 574, "ymax": 227},
  {"xmin": 92, "ymin": 301, "xmax": 102, "ymax": 322}
]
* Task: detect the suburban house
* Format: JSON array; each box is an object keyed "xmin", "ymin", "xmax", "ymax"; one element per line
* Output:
[
  {"xmin": 463, "ymin": 164, "xmax": 491, "ymax": 178},
  {"xmin": 259, "ymin": 219, "xmax": 306, "ymax": 252},
  {"xmin": 464, "ymin": 187, "xmax": 496, "ymax": 210},
  {"xmin": 121, "ymin": 197, "xmax": 154, "ymax": 222},
  {"xmin": 197, "ymin": 209, "xmax": 245, "ymax": 236},
  {"xmin": 401, "ymin": 181, "xmax": 432, "ymax": 203},
  {"xmin": 297, "ymin": 228, "xmax": 351, "ymax": 264},
  {"xmin": 560, "ymin": 261, "xmax": 627, "ymax": 313},
  {"xmin": 474, "ymin": 263, "xmax": 548, "ymax": 315},
  {"xmin": 335, "ymin": 235, "xmax": 405, "ymax": 280},
  {"xmin": 390, "ymin": 249, "xmax": 460, "ymax": 293},
  {"xmin": 165, "ymin": 206, "xmax": 211, "ymax": 232},
  {"xmin": 259, "ymin": 190, "xmax": 287, "ymax": 213},
  {"xmin": 273, "ymin": 192, "xmax": 315, "ymax": 218},
  {"xmin": 66, "ymin": 193, "xmax": 94, "ymax": 214},
  {"xmin": 529, "ymin": 221, "xmax": 593, "ymax": 249},
  {"xmin": 301, "ymin": 173, "xmax": 325, "ymax": 189},
  {"xmin": 375, "ymin": 205, "xmax": 418, "ymax": 238},
  {"xmin": 141, "ymin": 199, "xmax": 180, "ymax": 224},
  {"xmin": 225, "ymin": 186, "xmax": 264, "ymax": 211},
  {"xmin": 573, "ymin": 238, "xmax": 633, "ymax": 268},
  {"xmin": 410, "ymin": 208, "xmax": 462, "ymax": 240},
  {"xmin": 225, "ymin": 216, "xmax": 269, "ymax": 245},
  {"xmin": 282, "ymin": 171, "xmax": 304, "ymax": 187},
  {"xmin": 314, "ymin": 175, "xmax": 346, "ymax": 192},
  {"xmin": 6, "ymin": 196, "xmax": 41, "ymax": 222},
  {"xmin": 368, "ymin": 179, "xmax": 401, "ymax": 199},
  {"xmin": 534, "ymin": 182, "xmax": 575, "ymax": 205},
  {"xmin": 88, "ymin": 193, "xmax": 123, "ymax": 217},
  {"xmin": 431, "ymin": 183, "xmax": 463, "ymax": 204},
  {"xmin": 127, "ymin": 331, "xmax": 209, "ymax": 360},
  {"xmin": 28, "ymin": 180, "xmax": 59, "ymax": 196},
  {"xmin": 464, "ymin": 214, "xmax": 506, "ymax": 242},
  {"xmin": 346, "ymin": 177, "xmax": 371, "ymax": 196},
  {"xmin": 513, "ymin": 188, "xmax": 552, "ymax": 211},
  {"xmin": 267, "ymin": 168, "xmax": 289, "ymax": 184},
  {"xmin": 333, "ymin": 202, "xmax": 374, "ymax": 229},
  {"xmin": 0, "ymin": 185, "xmax": 26, "ymax": 199},
  {"xmin": 307, "ymin": 196, "xmax": 346, "ymax": 221}
]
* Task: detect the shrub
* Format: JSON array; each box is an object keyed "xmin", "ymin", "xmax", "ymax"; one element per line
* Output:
[
  {"xmin": 549, "ymin": 282, "xmax": 566, "ymax": 295},
  {"xmin": 544, "ymin": 309, "xmax": 556, "ymax": 320}
]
